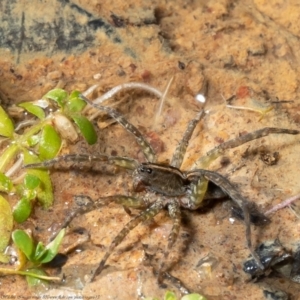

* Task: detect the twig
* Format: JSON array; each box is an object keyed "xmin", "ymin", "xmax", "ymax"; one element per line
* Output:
[
  {"xmin": 265, "ymin": 193, "xmax": 300, "ymax": 215},
  {"xmin": 84, "ymin": 82, "xmax": 163, "ymax": 120},
  {"xmin": 154, "ymin": 76, "xmax": 174, "ymax": 128}
]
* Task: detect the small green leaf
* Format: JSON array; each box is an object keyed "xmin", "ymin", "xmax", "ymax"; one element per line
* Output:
[
  {"xmin": 0, "ymin": 195, "xmax": 13, "ymax": 261},
  {"xmin": 181, "ymin": 294, "xmax": 207, "ymax": 300},
  {"xmin": 12, "ymin": 230, "xmax": 34, "ymax": 260},
  {"xmin": 24, "ymin": 173, "xmax": 40, "ymax": 190},
  {"xmin": 69, "ymin": 90, "xmax": 80, "ymax": 100},
  {"xmin": 23, "ymin": 150, "xmax": 54, "ymax": 209},
  {"xmin": 27, "ymin": 134, "xmax": 40, "ymax": 147},
  {"xmin": 26, "ymin": 268, "xmax": 48, "ymax": 286},
  {"xmin": 39, "ymin": 229, "xmax": 65, "ymax": 263},
  {"xmin": 23, "ymin": 147, "xmax": 42, "ymax": 166},
  {"xmin": 34, "ymin": 242, "xmax": 46, "ymax": 261},
  {"xmin": 164, "ymin": 291, "xmax": 177, "ymax": 300},
  {"xmin": 13, "ymin": 198, "xmax": 33, "ymax": 223},
  {"xmin": 24, "ymin": 189, "xmax": 37, "ymax": 201},
  {"xmin": 0, "ymin": 106, "xmax": 14, "ymax": 138},
  {"xmin": 18, "ymin": 102, "xmax": 45, "ymax": 120},
  {"xmin": 39, "ymin": 124, "xmax": 62, "ymax": 160},
  {"xmin": 71, "ymin": 115, "xmax": 97, "ymax": 145},
  {"xmin": 15, "ymin": 181, "xmax": 37, "ymax": 201},
  {"xmin": 0, "ymin": 144, "xmax": 20, "ymax": 173},
  {"xmin": 43, "ymin": 89, "xmax": 68, "ymax": 108},
  {"xmin": 31, "ymin": 170, "xmax": 53, "ymax": 208},
  {"xmin": 66, "ymin": 91, "xmax": 87, "ymax": 112},
  {"xmin": 0, "ymin": 172, "xmax": 13, "ymax": 192}
]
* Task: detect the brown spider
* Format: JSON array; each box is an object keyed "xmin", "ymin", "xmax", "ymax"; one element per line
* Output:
[{"xmin": 26, "ymin": 92, "xmax": 300, "ymax": 284}]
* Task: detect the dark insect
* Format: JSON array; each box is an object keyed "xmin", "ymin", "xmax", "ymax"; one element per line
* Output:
[
  {"xmin": 26, "ymin": 93, "xmax": 300, "ymax": 284},
  {"xmin": 244, "ymin": 239, "xmax": 300, "ymax": 284}
]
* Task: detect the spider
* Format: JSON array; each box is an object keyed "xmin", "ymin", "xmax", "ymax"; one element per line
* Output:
[{"xmin": 26, "ymin": 92, "xmax": 300, "ymax": 285}]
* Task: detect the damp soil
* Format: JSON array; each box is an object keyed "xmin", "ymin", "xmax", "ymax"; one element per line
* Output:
[{"xmin": 1, "ymin": 0, "xmax": 300, "ymax": 299}]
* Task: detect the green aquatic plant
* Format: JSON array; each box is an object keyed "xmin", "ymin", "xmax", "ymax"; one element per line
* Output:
[
  {"xmin": 145, "ymin": 291, "xmax": 208, "ymax": 300},
  {"xmin": 0, "ymin": 88, "xmax": 97, "ymax": 224},
  {"xmin": 0, "ymin": 88, "xmax": 97, "ymax": 280},
  {"xmin": 0, "ymin": 228, "xmax": 65, "ymax": 285}
]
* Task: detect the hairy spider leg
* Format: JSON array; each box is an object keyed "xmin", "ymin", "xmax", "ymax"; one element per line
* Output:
[
  {"xmin": 170, "ymin": 110, "xmax": 204, "ymax": 168},
  {"xmin": 158, "ymin": 200, "xmax": 181, "ymax": 283},
  {"xmin": 182, "ymin": 127, "xmax": 300, "ymax": 210},
  {"xmin": 90, "ymin": 198, "xmax": 165, "ymax": 281},
  {"xmin": 192, "ymin": 127, "xmax": 300, "ymax": 169},
  {"xmin": 24, "ymin": 154, "xmax": 138, "ymax": 170},
  {"xmin": 169, "ymin": 109, "xmax": 215, "ymax": 210},
  {"xmin": 187, "ymin": 169, "xmax": 270, "ymax": 225},
  {"xmin": 80, "ymin": 94, "xmax": 156, "ymax": 162},
  {"xmin": 178, "ymin": 129, "xmax": 299, "ymax": 270},
  {"xmin": 163, "ymin": 272, "xmax": 191, "ymax": 295},
  {"xmin": 187, "ymin": 169, "xmax": 268, "ymax": 269},
  {"xmin": 170, "ymin": 77, "xmax": 208, "ymax": 168},
  {"xmin": 48, "ymin": 195, "xmax": 149, "ymax": 242}
]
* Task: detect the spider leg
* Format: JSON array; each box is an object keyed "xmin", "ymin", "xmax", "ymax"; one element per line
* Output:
[
  {"xmin": 163, "ymin": 272, "xmax": 191, "ymax": 294},
  {"xmin": 192, "ymin": 127, "xmax": 300, "ymax": 169},
  {"xmin": 187, "ymin": 169, "xmax": 267, "ymax": 269},
  {"xmin": 170, "ymin": 110, "xmax": 204, "ymax": 168},
  {"xmin": 158, "ymin": 200, "xmax": 181, "ymax": 283},
  {"xmin": 24, "ymin": 154, "xmax": 138, "ymax": 170},
  {"xmin": 80, "ymin": 94, "xmax": 156, "ymax": 162},
  {"xmin": 90, "ymin": 198, "xmax": 165, "ymax": 281},
  {"xmin": 185, "ymin": 127, "xmax": 298, "ymax": 266},
  {"xmin": 49, "ymin": 195, "xmax": 148, "ymax": 241}
]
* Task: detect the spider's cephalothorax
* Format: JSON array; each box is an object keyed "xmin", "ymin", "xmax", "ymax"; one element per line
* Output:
[
  {"xmin": 132, "ymin": 163, "xmax": 191, "ymax": 196},
  {"xmin": 26, "ymin": 93, "xmax": 300, "ymax": 284}
]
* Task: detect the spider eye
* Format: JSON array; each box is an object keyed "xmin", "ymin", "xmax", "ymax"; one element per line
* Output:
[{"xmin": 139, "ymin": 166, "xmax": 152, "ymax": 174}]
